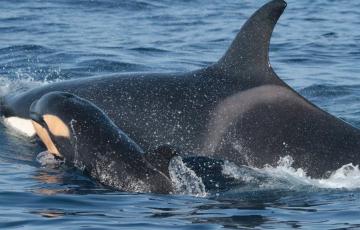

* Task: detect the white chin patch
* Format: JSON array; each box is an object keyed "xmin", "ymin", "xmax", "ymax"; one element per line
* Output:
[{"xmin": 2, "ymin": 116, "xmax": 36, "ymax": 137}]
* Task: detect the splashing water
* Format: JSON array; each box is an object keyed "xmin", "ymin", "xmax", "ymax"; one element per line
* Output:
[
  {"xmin": 260, "ymin": 156, "xmax": 313, "ymax": 189},
  {"xmin": 36, "ymin": 151, "xmax": 360, "ymax": 195},
  {"xmin": 36, "ymin": 151, "xmax": 64, "ymax": 168},
  {"xmin": 0, "ymin": 75, "xmax": 45, "ymax": 97},
  {"xmin": 69, "ymin": 120, "xmax": 78, "ymax": 158},
  {"xmin": 222, "ymin": 155, "xmax": 360, "ymax": 191},
  {"xmin": 169, "ymin": 156, "xmax": 207, "ymax": 197},
  {"xmin": 261, "ymin": 156, "xmax": 360, "ymax": 189},
  {"xmin": 0, "ymin": 75, "xmax": 44, "ymax": 137},
  {"xmin": 0, "ymin": 66, "xmax": 68, "ymax": 99},
  {"xmin": 222, "ymin": 161, "xmax": 259, "ymax": 183},
  {"xmin": 316, "ymin": 164, "xmax": 360, "ymax": 189}
]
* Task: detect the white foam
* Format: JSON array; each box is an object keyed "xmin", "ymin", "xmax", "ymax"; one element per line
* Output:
[
  {"xmin": 169, "ymin": 156, "xmax": 207, "ymax": 197},
  {"xmin": 222, "ymin": 161, "xmax": 258, "ymax": 183},
  {"xmin": 0, "ymin": 75, "xmax": 44, "ymax": 97},
  {"xmin": 0, "ymin": 75, "xmax": 49, "ymax": 137},
  {"xmin": 36, "ymin": 151, "xmax": 64, "ymax": 167},
  {"xmin": 3, "ymin": 116, "xmax": 36, "ymax": 137},
  {"xmin": 221, "ymin": 155, "xmax": 360, "ymax": 190},
  {"xmin": 247, "ymin": 155, "xmax": 360, "ymax": 190},
  {"xmin": 316, "ymin": 164, "xmax": 360, "ymax": 189}
]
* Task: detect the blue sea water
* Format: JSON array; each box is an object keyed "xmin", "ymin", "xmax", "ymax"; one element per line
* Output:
[{"xmin": 1, "ymin": 0, "xmax": 360, "ymax": 229}]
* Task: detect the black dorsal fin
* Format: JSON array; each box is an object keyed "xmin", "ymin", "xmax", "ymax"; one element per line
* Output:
[
  {"xmin": 214, "ymin": 0, "xmax": 287, "ymax": 85},
  {"xmin": 144, "ymin": 145, "xmax": 178, "ymax": 178}
]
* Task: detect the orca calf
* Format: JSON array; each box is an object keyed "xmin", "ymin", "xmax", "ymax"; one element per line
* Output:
[
  {"xmin": 2, "ymin": 0, "xmax": 360, "ymax": 178},
  {"xmin": 30, "ymin": 91, "xmax": 235, "ymax": 193},
  {"xmin": 30, "ymin": 91, "xmax": 178, "ymax": 193}
]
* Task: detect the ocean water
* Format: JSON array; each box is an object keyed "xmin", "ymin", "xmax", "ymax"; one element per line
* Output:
[{"xmin": 1, "ymin": 0, "xmax": 360, "ymax": 229}]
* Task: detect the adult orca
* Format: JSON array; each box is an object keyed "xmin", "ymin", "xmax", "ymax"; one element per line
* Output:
[{"xmin": 1, "ymin": 0, "xmax": 360, "ymax": 178}]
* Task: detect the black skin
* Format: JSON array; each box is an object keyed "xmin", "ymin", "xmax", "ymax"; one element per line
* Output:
[
  {"xmin": 30, "ymin": 91, "xmax": 238, "ymax": 193},
  {"xmin": 30, "ymin": 92, "xmax": 177, "ymax": 194},
  {"xmin": 0, "ymin": 0, "xmax": 288, "ymax": 156},
  {"xmin": 3, "ymin": 0, "xmax": 360, "ymax": 178}
]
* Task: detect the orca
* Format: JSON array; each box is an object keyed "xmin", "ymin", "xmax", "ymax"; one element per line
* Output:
[
  {"xmin": 30, "ymin": 91, "xmax": 177, "ymax": 193},
  {"xmin": 30, "ymin": 91, "xmax": 234, "ymax": 193},
  {"xmin": 1, "ymin": 0, "xmax": 360, "ymax": 178}
]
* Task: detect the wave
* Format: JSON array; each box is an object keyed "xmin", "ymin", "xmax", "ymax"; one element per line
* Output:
[{"xmin": 0, "ymin": 44, "xmax": 54, "ymax": 54}]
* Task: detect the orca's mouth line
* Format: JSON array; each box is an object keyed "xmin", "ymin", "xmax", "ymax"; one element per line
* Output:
[
  {"xmin": 31, "ymin": 119, "xmax": 62, "ymax": 158},
  {"xmin": 29, "ymin": 101, "xmax": 63, "ymax": 158},
  {"xmin": 29, "ymin": 99, "xmax": 52, "ymax": 135}
]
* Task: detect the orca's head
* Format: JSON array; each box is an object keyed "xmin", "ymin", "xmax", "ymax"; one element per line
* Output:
[{"xmin": 29, "ymin": 91, "xmax": 109, "ymax": 160}]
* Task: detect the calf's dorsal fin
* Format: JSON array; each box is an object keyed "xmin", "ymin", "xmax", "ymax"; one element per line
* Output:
[{"xmin": 144, "ymin": 145, "xmax": 178, "ymax": 178}]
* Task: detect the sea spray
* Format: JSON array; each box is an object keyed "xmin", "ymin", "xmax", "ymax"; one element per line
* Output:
[
  {"xmin": 317, "ymin": 164, "xmax": 360, "ymax": 189},
  {"xmin": 0, "ymin": 75, "xmax": 45, "ymax": 97},
  {"xmin": 169, "ymin": 156, "xmax": 207, "ymax": 197},
  {"xmin": 0, "ymin": 75, "xmax": 48, "ymax": 137},
  {"xmin": 36, "ymin": 151, "xmax": 64, "ymax": 167},
  {"xmin": 261, "ymin": 156, "xmax": 360, "ymax": 189},
  {"xmin": 222, "ymin": 155, "xmax": 360, "ymax": 190}
]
